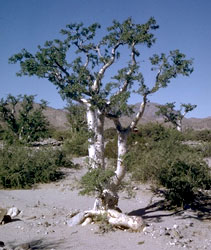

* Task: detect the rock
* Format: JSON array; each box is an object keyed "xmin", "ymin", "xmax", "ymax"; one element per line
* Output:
[{"xmin": 67, "ymin": 212, "xmax": 86, "ymax": 227}]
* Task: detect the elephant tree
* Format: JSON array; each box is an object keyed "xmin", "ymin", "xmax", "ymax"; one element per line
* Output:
[
  {"xmin": 156, "ymin": 102, "xmax": 197, "ymax": 131},
  {"xmin": 9, "ymin": 18, "xmax": 193, "ymax": 230}
]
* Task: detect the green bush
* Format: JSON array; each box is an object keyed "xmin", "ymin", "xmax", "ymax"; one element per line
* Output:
[
  {"xmin": 63, "ymin": 131, "xmax": 89, "ymax": 157},
  {"xmin": 50, "ymin": 129, "xmax": 70, "ymax": 141},
  {"xmin": 104, "ymin": 128, "xmax": 117, "ymax": 140},
  {"xmin": 80, "ymin": 168, "xmax": 114, "ymax": 195},
  {"xmin": 0, "ymin": 144, "xmax": 73, "ymax": 189},
  {"xmin": 125, "ymin": 123, "xmax": 211, "ymax": 207},
  {"xmin": 183, "ymin": 129, "xmax": 211, "ymax": 142},
  {"xmin": 104, "ymin": 137, "xmax": 118, "ymax": 159},
  {"xmin": 0, "ymin": 94, "xmax": 49, "ymax": 143}
]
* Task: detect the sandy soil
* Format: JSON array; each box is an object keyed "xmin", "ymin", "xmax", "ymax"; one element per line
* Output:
[{"xmin": 0, "ymin": 157, "xmax": 211, "ymax": 250}]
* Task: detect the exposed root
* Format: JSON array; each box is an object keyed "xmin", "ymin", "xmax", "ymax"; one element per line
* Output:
[{"xmin": 67, "ymin": 209, "xmax": 145, "ymax": 232}]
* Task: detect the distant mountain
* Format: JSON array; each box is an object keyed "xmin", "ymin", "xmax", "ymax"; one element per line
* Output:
[
  {"xmin": 44, "ymin": 102, "xmax": 211, "ymax": 131},
  {"xmin": 43, "ymin": 107, "xmax": 69, "ymax": 130}
]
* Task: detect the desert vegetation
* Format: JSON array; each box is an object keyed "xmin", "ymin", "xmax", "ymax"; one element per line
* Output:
[{"xmin": 1, "ymin": 17, "xmax": 210, "ymax": 231}]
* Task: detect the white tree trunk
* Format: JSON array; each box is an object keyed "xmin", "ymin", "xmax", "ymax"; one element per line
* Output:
[
  {"xmin": 176, "ymin": 119, "xmax": 182, "ymax": 132},
  {"xmin": 113, "ymin": 131, "xmax": 128, "ymax": 187},
  {"xmin": 95, "ymin": 110, "xmax": 105, "ymax": 168},
  {"xmin": 86, "ymin": 106, "xmax": 105, "ymax": 169},
  {"xmin": 86, "ymin": 107, "xmax": 96, "ymax": 167}
]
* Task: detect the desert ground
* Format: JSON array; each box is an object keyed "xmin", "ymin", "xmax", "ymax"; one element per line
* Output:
[{"xmin": 0, "ymin": 157, "xmax": 210, "ymax": 250}]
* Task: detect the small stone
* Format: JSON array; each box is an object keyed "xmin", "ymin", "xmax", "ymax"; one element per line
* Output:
[{"xmin": 44, "ymin": 221, "xmax": 51, "ymax": 227}]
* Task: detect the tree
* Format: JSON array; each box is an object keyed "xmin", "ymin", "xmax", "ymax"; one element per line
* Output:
[
  {"xmin": 0, "ymin": 94, "xmax": 49, "ymax": 143},
  {"xmin": 9, "ymin": 18, "xmax": 193, "ymax": 230},
  {"xmin": 156, "ymin": 102, "xmax": 197, "ymax": 131}
]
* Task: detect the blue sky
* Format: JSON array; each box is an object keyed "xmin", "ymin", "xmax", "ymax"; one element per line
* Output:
[{"xmin": 0, "ymin": 0, "xmax": 211, "ymax": 118}]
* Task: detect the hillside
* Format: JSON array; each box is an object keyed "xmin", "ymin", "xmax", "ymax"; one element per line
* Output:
[{"xmin": 45, "ymin": 102, "xmax": 211, "ymax": 131}]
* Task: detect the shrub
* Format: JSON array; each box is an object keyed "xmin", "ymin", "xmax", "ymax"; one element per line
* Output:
[
  {"xmin": 0, "ymin": 94, "xmax": 49, "ymax": 143},
  {"xmin": 104, "ymin": 137, "xmax": 118, "ymax": 159},
  {"xmin": 158, "ymin": 156, "xmax": 211, "ymax": 206},
  {"xmin": 0, "ymin": 144, "xmax": 73, "ymax": 189},
  {"xmin": 125, "ymin": 124, "xmax": 211, "ymax": 207},
  {"xmin": 183, "ymin": 129, "xmax": 211, "ymax": 142},
  {"xmin": 195, "ymin": 130, "xmax": 211, "ymax": 142},
  {"xmin": 104, "ymin": 128, "xmax": 117, "ymax": 140},
  {"xmin": 63, "ymin": 131, "xmax": 89, "ymax": 157},
  {"xmin": 80, "ymin": 168, "xmax": 114, "ymax": 195}
]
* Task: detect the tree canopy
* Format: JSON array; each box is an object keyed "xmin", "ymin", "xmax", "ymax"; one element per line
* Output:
[{"xmin": 9, "ymin": 17, "xmax": 193, "ymax": 116}]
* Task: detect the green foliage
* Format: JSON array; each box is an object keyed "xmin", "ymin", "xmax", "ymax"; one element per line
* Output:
[
  {"xmin": 80, "ymin": 168, "xmax": 114, "ymax": 195},
  {"xmin": 194, "ymin": 130, "xmax": 211, "ymax": 142},
  {"xmin": 104, "ymin": 128, "xmax": 117, "ymax": 140},
  {"xmin": 9, "ymin": 18, "xmax": 193, "ymax": 114},
  {"xmin": 182, "ymin": 129, "xmax": 211, "ymax": 144},
  {"xmin": 0, "ymin": 144, "xmax": 71, "ymax": 189},
  {"xmin": 125, "ymin": 123, "xmax": 211, "ymax": 206},
  {"xmin": 56, "ymin": 102, "xmax": 89, "ymax": 157},
  {"xmin": 159, "ymin": 158, "xmax": 211, "ymax": 206},
  {"xmin": 63, "ymin": 130, "xmax": 89, "ymax": 157},
  {"xmin": 200, "ymin": 142, "xmax": 211, "ymax": 157},
  {"xmin": 0, "ymin": 94, "xmax": 49, "ymax": 143},
  {"xmin": 95, "ymin": 214, "xmax": 115, "ymax": 234},
  {"xmin": 104, "ymin": 137, "xmax": 118, "ymax": 159},
  {"xmin": 65, "ymin": 103, "xmax": 87, "ymax": 133}
]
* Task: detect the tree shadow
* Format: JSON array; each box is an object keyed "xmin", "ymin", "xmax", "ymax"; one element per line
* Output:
[
  {"xmin": 128, "ymin": 191, "xmax": 211, "ymax": 223},
  {"xmin": 128, "ymin": 199, "xmax": 182, "ymax": 223},
  {"xmin": 9, "ymin": 238, "xmax": 67, "ymax": 250},
  {"xmin": 184, "ymin": 192, "xmax": 211, "ymax": 220}
]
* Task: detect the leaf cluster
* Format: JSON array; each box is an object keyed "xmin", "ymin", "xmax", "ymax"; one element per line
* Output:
[{"xmin": 150, "ymin": 50, "xmax": 193, "ymax": 93}]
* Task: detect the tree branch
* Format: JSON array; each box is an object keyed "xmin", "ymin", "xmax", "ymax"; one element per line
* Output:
[
  {"xmin": 107, "ymin": 43, "xmax": 137, "ymax": 105},
  {"xmin": 54, "ymin": 60, "xmax": 70, "ymax": 77},
  {"xmin": 106, "ymin": 113, "xmax": 123, "ymax": 132},
  {"xmin": 93, "ymin": 41, "xmax": 122, "ymax": 92},
  {"xmin": 130, "ymin": 94, "xmax": 148, "ymax": 130}
]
